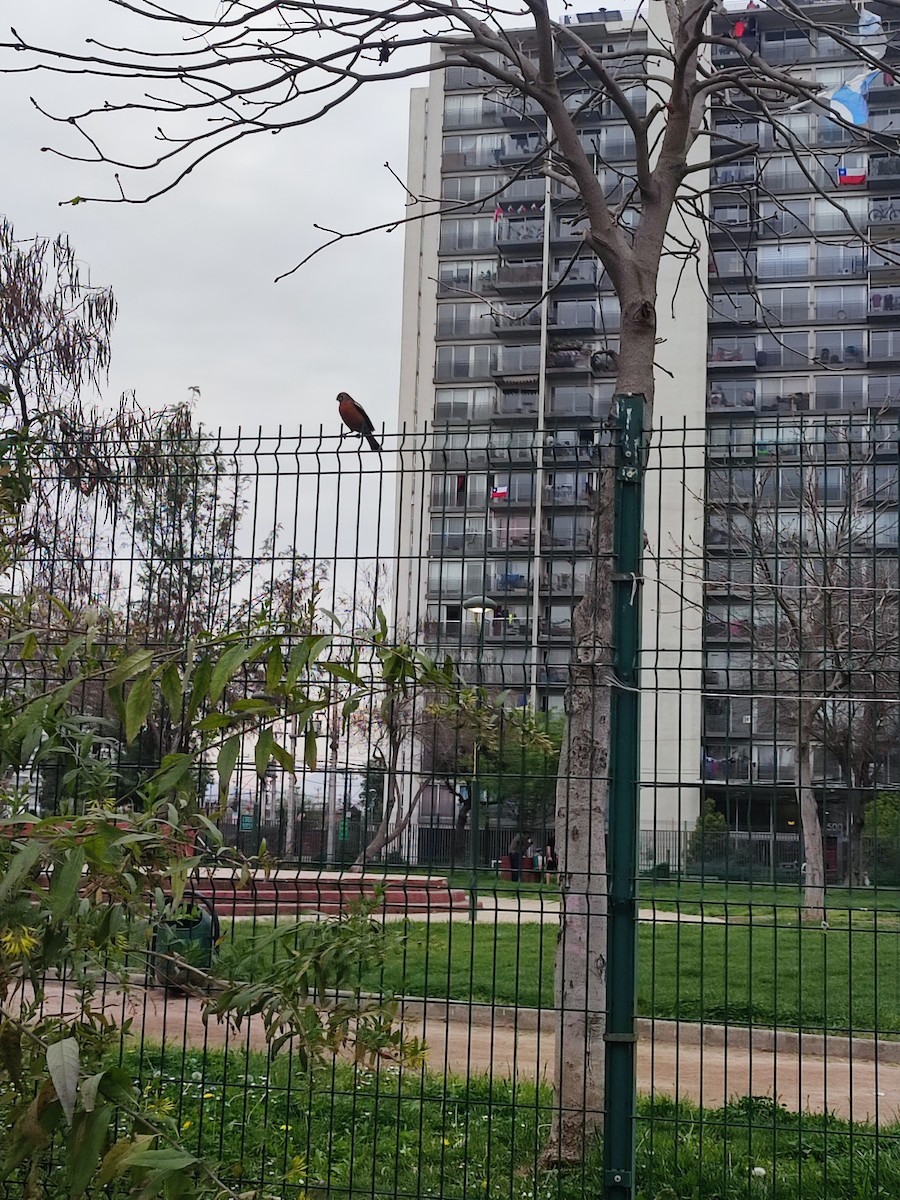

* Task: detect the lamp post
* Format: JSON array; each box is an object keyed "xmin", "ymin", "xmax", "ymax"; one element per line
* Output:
[{"xmin": 462, "ymin": 594, "xmax": 497, "ymax": 924}]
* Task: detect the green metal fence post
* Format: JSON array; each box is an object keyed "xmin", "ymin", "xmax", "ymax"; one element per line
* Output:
[{"xmin": 603, "ymin": 392, "xmax": 647, "ymax": 1200}]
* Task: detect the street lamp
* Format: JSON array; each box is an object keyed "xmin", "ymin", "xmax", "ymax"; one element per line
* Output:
[{"xmin": 462, "ymin": 594, "xmax": 496, "ymax": 922}]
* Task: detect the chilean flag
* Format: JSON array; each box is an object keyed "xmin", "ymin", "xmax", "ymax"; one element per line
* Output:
[
  {"xmin": 491, "ymin": 483, "xmax": 509, "ymax": 500},
  {"xmin": 838, "ymin": 163, "xmax": 867, "ymax": 185}
]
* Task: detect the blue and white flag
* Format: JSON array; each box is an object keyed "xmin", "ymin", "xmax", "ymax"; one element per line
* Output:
[
  {"xmin": 821, "ymin": 68, "xmax": 881, "ymax": 126},
  {"xmin": 857, "ymin": 6, "xmax": 888, "ymax": 60}
]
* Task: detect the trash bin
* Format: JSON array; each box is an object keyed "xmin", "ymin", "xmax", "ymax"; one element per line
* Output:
[
  {"xmin": 499, "ymin": 855, "xmax": 512, "ymax": 881},
  {"xmin": 154, "ymin": 894, "xmax": 219, "ymax": 989}
]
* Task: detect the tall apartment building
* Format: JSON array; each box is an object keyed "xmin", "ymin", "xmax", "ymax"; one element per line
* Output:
[{"xmin": 396, "ymin": 3, "xmax": 900, "ymax": 851}]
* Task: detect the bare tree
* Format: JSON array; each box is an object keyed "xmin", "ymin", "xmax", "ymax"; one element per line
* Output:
[
  {"xmin": 707, "ymin": 427, "xmax": 900, "ymax": 920},
  {"xmin": 5, "ymin": 0, "xmax": 895, "ymax": 1160}
]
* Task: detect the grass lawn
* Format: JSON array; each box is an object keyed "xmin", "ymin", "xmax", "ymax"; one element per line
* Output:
[
  {"xmin": 220, "ymin": 918, "xmax": 900, "ymax": 1037},
  {"xmin": 124, "ymin": 1046, "xmax": 900, "ymax": 1199}
]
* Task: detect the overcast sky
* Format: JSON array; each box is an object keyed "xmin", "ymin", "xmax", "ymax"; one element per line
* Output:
[{"xmin": 2, "ymin": 1, "xmax": 416, "ymax": 436}]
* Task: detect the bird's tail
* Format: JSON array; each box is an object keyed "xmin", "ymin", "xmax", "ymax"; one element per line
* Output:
[{"xmin": 365, "ymin": 432, "xmax": 382, "ymax": 452}]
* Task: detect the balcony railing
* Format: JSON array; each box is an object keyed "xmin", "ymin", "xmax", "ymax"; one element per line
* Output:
[
  {"xmin": 496, "ymin": 262, "xmax": 543, "ymax": 288},
  {"xmin": 428, "ymin": 532, "xmax": 487, "ymax": 555},
  {"xmin": 496, "ymin": 220, "xmax": 545, "ymax": 246},
  {"xmin": 870, "ymin": 289, "xmax": 900, "ymax": 315},
  {"xmin": 551, "ymin": 260, "xmax": 601, "ymax": 288},
  {"xmin": 870, "ymin": 154, "xmax": 900, "ymax": 182},
  {"xmin": 492, "ymin": 308, "xmax": 542, "ymax": 331},
  {"xmin": 494, "ymin": 391, "xmax": 540, "ymax": 416}
]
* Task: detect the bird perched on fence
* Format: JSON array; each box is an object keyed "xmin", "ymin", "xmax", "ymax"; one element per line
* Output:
[{"xmin": 337, "ymin": 392, "xmax": 381, "ymax": 451}]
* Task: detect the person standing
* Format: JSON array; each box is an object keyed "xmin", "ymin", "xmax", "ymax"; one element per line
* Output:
[{"xmin": 508, "ymin": 831, "xmax": 525, "ymax": 882}]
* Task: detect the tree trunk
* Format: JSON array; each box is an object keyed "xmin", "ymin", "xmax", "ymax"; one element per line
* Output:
[
  {"xmin": 542, "ymin": 317, "xmax": 656, "ymax": 1166},
  {"xmin": 543, "ymin": 448, "xmax": 615, "ymax": 1165},
  {"xmin": 798, "ymin": 740, "xmax": 826, "ymax": 921}
]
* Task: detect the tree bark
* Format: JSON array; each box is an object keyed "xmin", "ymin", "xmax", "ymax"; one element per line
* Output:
[
  {"xmin": 543, "ymin": 444, "xmax": 616, "ymax": 1165},
  {"xmin": 798, "ymin": 737, "xmax": 826, "ymax": 922}
]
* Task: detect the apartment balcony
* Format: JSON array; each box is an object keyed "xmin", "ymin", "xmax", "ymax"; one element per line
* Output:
[
  {"xmin": 545, "ymin": 440, "xmax": 598, "ymax": 463},
  {"xmin": 496, "ymin": 219, "xmax": 545, "ymax": 249},
  {"xmin": 705, "ymin": 614, "xmax": 752, "ymax": 642},
  {"xmin": 545, "ymin": 346, "xmax": 601, "ymax": 374},
  {"xmin": 540, "ymin": 570, "xmax": 587, "ymax": 595},
  {"xmin": 868, "ymin": 196, "xmax": 900, "ymax": 229},
  {"xmin": 488, "ymin": 570, "xmax": 532, "ymax": 594},
  {"xmin": 493, "ymin": 390, "xmax": 540, "ymax": 418},
  {"xmin": 543, "ymin": 481, "xmax": 593, "ymax": 505},
  {"xmin": 501, "ymin": 178, "xmax": 546, "ymax": 203},
  {"xmin": 869, "ymin": 154, "xmax": 900, "ymax": 185},
  {"xmin": 869, "ymin": 288, "xmax": 900, "ymax": 317},
  {"xmin": 491, "ymin": 530, "xmax": 536, "ymax": 552},
  {"xmin": 489, "ymin": 485, "xmax": 535, "ymax": 507},
  {"xmin": 499, "ymin": 99, "xmax": 545, "ymax": 127},
  {"xmin": 549, "ymin": 309, "xmax": 603, "ymax": 335},
  {"xmin": 547, "ymin": 394, "xmax": 598, "ymax": 420},
  {"xmin": 542, "ymin": 531, "xmax": 591, "ymax": 553},
  {"xmin": 550, "ymin": 260, "xmax": 602, "ymax": 291},
  {"xmin": 437, "ymin": 268, "xmax": 498, "ymax": 298},
  {"xmin": 492, "ymin": 347, "xmax": 542, "ymax": 382},
  {"xmin": 495, "ymin": 262, "xmax": 544, "ymax": 292},
  {"xmin": 868, "ymin": 333, "xmax": 900, "ymax": 364},
  {"xmin": 539, "ymin": 617, "xmax": 574, "ymax": 638},
  {"xmin": 442, "ymin": 150, "xmax": 503, "ymax": 171},
  {"xmin": 499, "ymin": 139, "xmax": 545, "ymax": 165},
  {"xmin": 428, "ymin": 532, "xmax": 487, "ymax": 555},
  {"xmin": 492, "ymin": 307, "xmax": 542, "ymax": 336},
  {"xmin": 539, "ymin": 665, "xmax": 570, "ymax": 685},
  {"xmin": 708, "ymin": 337, "xmax": 756, "ymax": 367},
  {"xmin": 711, "ymin": 161, "xmax": 758, "ymax": 188}
]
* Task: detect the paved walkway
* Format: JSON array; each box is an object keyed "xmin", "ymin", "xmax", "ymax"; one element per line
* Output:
[
  {"xmin": 380, "ymin": 896, "xmax": 723, "ymax": 925},
  {"xmin": 31, "ymin": 980, "xmax": 898, "ymax": 1122}
]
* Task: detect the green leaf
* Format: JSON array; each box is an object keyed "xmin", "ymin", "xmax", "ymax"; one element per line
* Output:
[
  {"xmin": 208, "ymin": 642, "xmax": 259, "ymax": 707},
  {"xmin": 0, "ymin": 839, "xmax": 42, "ymax": 906},
  {"xmin": 80, "ymin": 1072, "xmax": 105, "ymax": 1113},
  {"xmin": 160, "ymin": 662, "xmax": 183, "ymax": 723},
  {"xmin": 48, "ymin": 846, "xmax": 86, "ymax": 923},
  {"xmin": 270, "ymin": 739, "xmax": 294, "ymax": 773},
  {"xmin": 20, "ymin": 632, "xmax": 37, "ymax": 661},
  {"xmin": 255, "ymin": 728, "xmax": 274, "ymax": 779},
  {"xmin": 183, "ymin": 654, "xmax": 213, "ymax": 727},
  {"xmin": 304, "ymin": 726, "xmax": 318, "ymax": 770},
  {"xmin": 67, "ymin": 1105, "xmax": 113, "ymax": 1197},
  {"xmin": 125, "ymin": 671, "xmax": 154, "ymax": 744},
  {"xmin": 265, "ymin": 643, "xmax": 284, "ymax": 692},
  {"xmin": 125, "ymin": 1149, "xmax": 198, "ymax": 1170},
  {"xmin": 46, "ymin": 1037, "xmax": 80, "ymax": 1126},
  {"xmin": 108, "ymin": 649, "xmax": 158, "ymax": 688},
  {"xmin": 151, "ymin": 753, "xmax": 194, "ymax": 795},
  {"xmin": 321, "ymin": 660, "xmax": 364, "ymax": 686},
  {"xmin": 216, "ymin": 735, "xmax": 241, "ymax": 796},
  {"xmin": 97, "ymin": 1135, "xmax": 154, "ymax": 1186}
]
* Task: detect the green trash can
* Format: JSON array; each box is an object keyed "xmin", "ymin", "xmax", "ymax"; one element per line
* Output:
[{"xmin": 154, "ymin": 894, "xmax": 219, "ymax": 990}]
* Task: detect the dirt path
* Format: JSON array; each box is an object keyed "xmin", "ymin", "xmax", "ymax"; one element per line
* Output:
[{"xmin": 33, "ymin": 980, "xmax": 900, "ymax": 1123}]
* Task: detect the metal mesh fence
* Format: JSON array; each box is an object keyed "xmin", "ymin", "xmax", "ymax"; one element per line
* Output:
[{"xmin": 4, "ymin": 411, "xmax": 900, "ymax": 1199}]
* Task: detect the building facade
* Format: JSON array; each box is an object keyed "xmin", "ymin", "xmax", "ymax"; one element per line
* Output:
[{"xmin": 396, "ymin": 3, "xmax": 900, "ymax": 860}]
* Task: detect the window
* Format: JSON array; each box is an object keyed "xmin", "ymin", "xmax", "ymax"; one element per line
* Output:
[
  {"xmin": 869, "ymin": 241, "xmax": 900, "ymax": 271},
  {"xmin": 427, "ymin": 560, "xmax": 485, "ymax": 595},
  {"xmin": 815, "ymin": 242, "xmax": 866, "ymax": 277},
  {"xmin": 757, "ymin": 378, "xmax": 810, "ymax": 414},
  {"xmin": 758, "ymin": 286, "xmax": 808, "ymax": 324},
  {"xmin": 813, "ymin": 329, "xmax": 865, "ymax": 365},
  {"xmin": 439, "ymin": 217, "xmax": 496, "ymax": 253},
  {"xmin": 435, "ymin": 344, "xmax": 494, "ymax": 381},
  {"xmin": 441, "ymin": 175, "xmax": 504, "ymax": 203},
  {"xmin": 712, "ymin": 202, "xmax": 752, "ymax": 229},
  {"xmin": 814, "ymin": 285, "xmax": 865, "ymax": 321},
  {"xmin": 814, "ymin": 375, "xmax": 864, "ymax": 411},
  {"xmin": 550, "ymin": 387, "xmax": 598, "ymax": 417},
  {"xmin": 815, "ymin": 196, "xmax": 867, "ymax": 233},
  {"xmin": 444, "ymin": 94, "xmax": 497, "ymax": 128},
  {"xmin": 711, "ymin": 249, "xmax": 755, "ymax": 278},
  {"xmin": 431, "ymin": 473, "xmax": 488, "ymax": 510},
  {"xmin": 491, "ymin": 514, "xmax": 534, "ymax": 551},
  {"xmin": 442, "ymin": 134, "xmax": 505, "ymax": 169},
  {"xmin": 707, "ymin": 380, "xmax": 757, "ymax": 410},
  {"xmin": 868, "ymin": 328, "xmax": 900, "ymax": 360},
  {"xmin": 438, "ymin": 259, "xmax": 498, "ymax": 294},
  {"xmin": 429, "ymin": 515, "xmax": 487, "ymax": 553},
  {"xmin": 757, "ymin": 332, "xmax": 808, "ymax": 368},
  {"xmin": 434, "ymin": 387, "xmax": 494, "ymax": 422},
  {"xmin": 758, "ymin": 199, "xmax": 810, "ymax": 237},
  {"xmin": 710, "ymin": 291, "xmax": 756, "ymax": 322},
  {"xmin": 489, "ymin": 472, "xmax": 535, "ymax": 504},
  {"xmin": 868, "ymin": 375, "xmax": 900, "ymax": 406},
  {"xmin": 555, "ymin": 300, "xmax": 601, "ymax": 330},
  {"xmin": 495, "ymin": 345, "xmax": 542, "ymax": 374},
  {"xmin": 709, "ymin": 335, "xmax": 755, "ymax": 364},
  {"xmin": 432, "ymin": 429, "xmax": 490, "ymax": 466},
  {"xmin": 436, "ymin": 302, "xmax": 492, "ymax": 339},
  {"xmin": 758, "ymin": 243, "xmax": 810, "ymax": 280}
]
